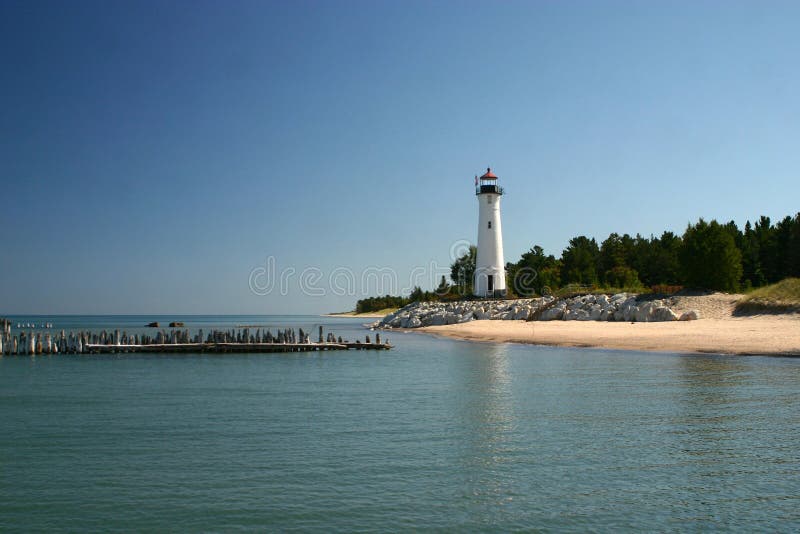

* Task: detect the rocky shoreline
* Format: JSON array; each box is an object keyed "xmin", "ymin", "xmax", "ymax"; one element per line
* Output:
[{"xmin": 371, "ymin": 294, "xmax": 700, "ymax": 329}]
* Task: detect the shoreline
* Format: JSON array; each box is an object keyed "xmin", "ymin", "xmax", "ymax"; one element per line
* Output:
[
  {"xmin": 323, "ymin": 311, "xmax": 394, "ymax": 319},
  {"xmin": 413, "ymin": 316, "xmax": 800, "ymax": 357}
]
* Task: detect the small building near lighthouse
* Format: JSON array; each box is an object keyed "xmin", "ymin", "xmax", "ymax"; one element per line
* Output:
[{"xmin": 474, "ymin": 167, "xmax": 506, "ymax": 297}]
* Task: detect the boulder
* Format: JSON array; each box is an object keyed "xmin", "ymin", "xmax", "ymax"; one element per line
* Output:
[
  {"xmin": 540, "ymin": 307, "xmax": 564, "ymax": 321},
  {"xmin": 513, "ymin": 308, "xmax": 530, "ymax": 320},
  {"xmin": 679, "ymin": 310, "xmax": 700, "ymax": 321},
  {"xmin": 565, "ymin": 309, "xmax": 589, "ymax": 321},
  {"xmin": 619, "ymin": 298, "xmax": 639, "ymax": 322},
  {"xmin": 428, "ymin": 314, "xmax": 447, "ymax": 326},
  {"xmin": 634, "ymin": 305, "xmax": 652, "ymax": 323},
  {"xmin": 652, "ymin": 307, "xmax": 679, "ymax": 322}
]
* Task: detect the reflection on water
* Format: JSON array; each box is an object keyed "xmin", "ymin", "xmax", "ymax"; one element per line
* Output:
[
  {"xmin": 456, "ymin": 343, "xmax": 519, "ymax": 513},
  {"xmin": 1, "ymin": 317, "xmax": 800, "ymax": 531},
  {"xmin": 447, "ymin": 343, "xmax": 800, "ymax": 529}
]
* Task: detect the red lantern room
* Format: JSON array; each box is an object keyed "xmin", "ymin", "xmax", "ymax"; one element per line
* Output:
[{"xmin": 475, "ymin": 167, "xmax": 503, "ymax": 195}]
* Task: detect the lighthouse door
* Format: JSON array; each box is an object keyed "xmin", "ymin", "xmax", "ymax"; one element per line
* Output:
[{"xmin": 488, "ymin": 275, "xmax": 494, "ymax": 293}]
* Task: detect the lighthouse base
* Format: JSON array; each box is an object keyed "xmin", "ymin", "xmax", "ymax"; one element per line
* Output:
[
  {"xmin": 473, "ymin": 271, "xmax": 507, "ymax": 298},
  {"xmin": 473, "ymin": 289, "xmax": 508, "ymax": 298}
]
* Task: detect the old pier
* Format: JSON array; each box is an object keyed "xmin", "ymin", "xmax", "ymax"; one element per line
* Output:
[{"xmin": 0, "ymin": 319, "xmax": 390, "ymax": 355}]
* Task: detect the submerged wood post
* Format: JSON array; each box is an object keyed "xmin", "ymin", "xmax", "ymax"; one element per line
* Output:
[{"xmin": 0, "ymin": 321, "xmax": 390, "ymax": 355}]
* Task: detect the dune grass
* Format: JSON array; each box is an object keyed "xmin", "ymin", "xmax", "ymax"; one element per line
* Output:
[{"xmin": 735, "ymin": 278, "xmax": 800, "ymax": 314}]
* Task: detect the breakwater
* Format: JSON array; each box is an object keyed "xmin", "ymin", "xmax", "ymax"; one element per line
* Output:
[
  {"xmin": 0, "ymin": 319, "xmax": 390, "ymax": 355},
  {"xmin": 372, "ymin": 294, "xmax": 701, "ymax": 329}
]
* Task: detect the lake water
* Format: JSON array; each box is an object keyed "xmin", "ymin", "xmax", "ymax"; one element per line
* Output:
[{"xmin": 1, "ymin": 315, "xmax": 799, "ymax": 531}]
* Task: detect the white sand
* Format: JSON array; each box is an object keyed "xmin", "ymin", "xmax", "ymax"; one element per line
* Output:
[{"xmin": 418, "ymin": 315, "xmax": 800, "ymax": 356}]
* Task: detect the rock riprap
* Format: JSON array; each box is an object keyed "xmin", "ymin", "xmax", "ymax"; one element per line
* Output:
[{"xmin": 372, "ymin": 294, "xmax": 699, "ymax": 329}]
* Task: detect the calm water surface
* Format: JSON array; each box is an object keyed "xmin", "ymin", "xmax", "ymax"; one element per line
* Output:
[{"xmin": 1, "ymin": 315, "xmax": 799, "ymax": 531}]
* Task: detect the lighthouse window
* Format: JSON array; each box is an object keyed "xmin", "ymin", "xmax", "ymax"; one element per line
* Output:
[{"xmin": 488, "ymin": 221, "xmax": 492, "ymax": 229}]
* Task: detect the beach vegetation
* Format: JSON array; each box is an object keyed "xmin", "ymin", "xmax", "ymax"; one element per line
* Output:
[
  {"xmin": 353, "ymin": 212, "xmax": 800, "ymax": 311},
  {"xmin": 506, "ymin": 245, "xmax": 560, "ymax": 296},
  {"xmin": 679, "ymin": 219, "xmax": 743, "ymax": 291},
  {"xmin": 561, "ymin": 236, "xmax": 600, "ymax": 286},
  {"xmin": 450, "ymin": 246, "xmax": 476, "ymax": 294},
  {"xmin": 356, "ymin": 294, "xmax": 413, "ymax": 314},
  {"xmin": 735, "ymin": 278, "xmax": 800, "ymax": 314}
]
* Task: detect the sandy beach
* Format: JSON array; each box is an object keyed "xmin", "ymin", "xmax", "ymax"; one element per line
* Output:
[{"xmin": 418, "ymin": 315, "xmax": 800, "ymax": 356}]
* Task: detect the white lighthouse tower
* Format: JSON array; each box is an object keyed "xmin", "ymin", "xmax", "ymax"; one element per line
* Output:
[{"xmin": 474, "ymin": 167, "xmax": 506, "ymax": 297}]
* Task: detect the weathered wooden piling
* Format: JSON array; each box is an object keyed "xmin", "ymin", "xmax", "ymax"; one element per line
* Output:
[{"xmin": 0, "ymin": 318, "xmax": 391, "ymax": 356}]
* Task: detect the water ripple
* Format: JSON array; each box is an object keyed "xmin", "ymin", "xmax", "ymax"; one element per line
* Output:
[{"xmin": 2, "ymin": 321, "xmax": 800, "ymax": 530}]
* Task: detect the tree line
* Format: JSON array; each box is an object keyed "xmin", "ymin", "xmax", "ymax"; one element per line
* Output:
[
  {"xmin": 355, "ymin": 212, "xmax": 800, "ymax": 311},
  {"xmin": 500, "ymin": 213, "xmax": 800, "ymax": 296},
  {"xmin": 354, "ymin": 276, "xmax": 456, "ymax": 313}
]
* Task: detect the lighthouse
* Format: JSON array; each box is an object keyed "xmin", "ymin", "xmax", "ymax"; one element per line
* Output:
[{"xmin": 474, "ymin": 167, "xmax": 506, "ymax": 297}]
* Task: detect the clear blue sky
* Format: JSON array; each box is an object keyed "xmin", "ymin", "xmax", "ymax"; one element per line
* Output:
[{"xmin": 1, "ymin": 0, "xmax": 798, "ymax": 314}]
